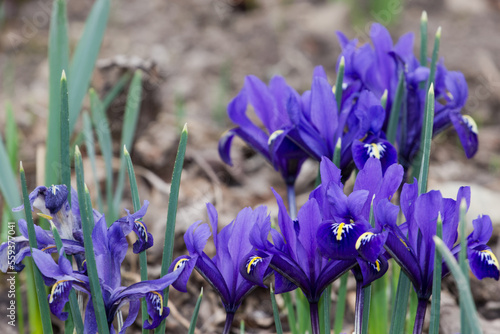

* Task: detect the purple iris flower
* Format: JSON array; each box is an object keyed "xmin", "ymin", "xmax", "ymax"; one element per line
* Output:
[
  {"xmin": 337, "ymin": 23, "xmax": 478, "ymax": 171},
  {"xmin": 218, "ymin": 75, "xmax": 309, "ymax": 185},
  {"xmin": 115, "ymin": 200, "xmax": 154, "ymax": 253},
  {"xmin": 240, "ymin": 188, "xmax": 356, "ymax": 334},
  {"xmin": 356, "ymin": 180, "xmax": 499, "ymax": 333},
  {"xmin": 32, "ymin": 214, "xmax": 181, "ymax": 333},
  {"xmin": 169, "ymin": 203, "xmax": 273, "ymax": 334}
]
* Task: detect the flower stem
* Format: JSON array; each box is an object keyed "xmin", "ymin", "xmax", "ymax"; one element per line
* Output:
[
  {"xmin": 309, "ymin": 302, "xmax": 320, "ymax": 334},
  {"xmin": 354, "ymin": 280, "xmax": 365, "ymax": 334},
  {"xmin": 223, "ymin": 312, "xmax": 235, "ymax": 334},
  {"xmin": 413, "ymin": 298, "xmax": 428, "ymax": 334},
  {"xmin": 286, "ymin": 183, "xmax": 297, "ymax": 220}
]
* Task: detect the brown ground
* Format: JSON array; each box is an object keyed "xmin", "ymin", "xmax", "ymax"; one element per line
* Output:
[{"xmin": 1, "ymin": 0, "xmax": 500, "ymax": 333}]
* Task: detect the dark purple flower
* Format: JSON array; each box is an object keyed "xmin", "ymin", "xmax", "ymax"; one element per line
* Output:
[
  {"xmin": 467, "ymin": 215, "xmax": 500, "ymax": 280},
  {"xmin": 218, "ymin": 75, "xmax": 309, "ymax": 185},
  {"xmin": 115, "ymin": 200, "xmax": 154, "ymax": 253},
  {"xmin": 169, "ymin": 203, "xmax": 273, "ymax": 321},
  {"xmin": 32, "ymin": 214, "xmax": 181, "ymax": 333}
]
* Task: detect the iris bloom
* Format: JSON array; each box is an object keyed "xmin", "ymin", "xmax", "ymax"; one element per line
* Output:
[
  {"xmin": 356, "ymin": 181, "xmax": 499, "ymax": 334},
  {"xmin": 241, "ymin": 188, "xmax": 356, "ymax": 334},
  {"xmin": 32, "ymin": 214, "xmax": 181, "ymax": 333},
  {"xmin": 218, "ymin": 75, "xmax": 309, "ymax": 186},
  {"xmin": 337, "ymin": 23, "xmax": 478, "ymax": 171},
  {"xmin": 169, "ymin": 203, "xmax": 273, "ymax": 334}
]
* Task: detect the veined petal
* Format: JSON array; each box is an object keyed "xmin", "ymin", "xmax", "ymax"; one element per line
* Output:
[
  {"xmin": 469, "ymin": 215, "xmax": 493, "ymax": 246},
  {"xmin": 317, "ymin": 220, "xmax": 369, "ymax": 260},
  {"xmin": 356, "ymin": 230, "xmax": 388, "ymax": 263},
  {"xmin": 355, "ymin": 256, "xmax": 389, "ymax": 287},
  {"xmin": 184, "ymin": 221, "xmax": 210, "ymax": 256},
  {"xmin": 239, "ymin": 251, "xmax": 272, "ymax": 288},
  {"xmin": 168, "ymin": 255, "xmax": 197, "ymax": 293},
  {"xmin": 143, "ymin": 291, "xmax": 170, "ymax": 329},
  {"xmin": 47, "ymin": 279, "xmax": 73, "ymax": 320},
  {"xmin": 352, "ymin": 140, "xmax": 397, "ymax": 173},
  {"xmin": 468, "ymin": 245, "xmax": 499, "ymax": 280},
  {"xmin": 315, "ymin": 259, "xmax": 356, "ymax": 299}
]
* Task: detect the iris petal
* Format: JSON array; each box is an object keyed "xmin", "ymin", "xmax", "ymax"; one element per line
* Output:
[
  {"xmin": 468, "ymin": 245, "xmax": 500, "ymax": 280},
  {"xmin": 317, "ymin": 220, "xmax": 369, "ymax": 259}
]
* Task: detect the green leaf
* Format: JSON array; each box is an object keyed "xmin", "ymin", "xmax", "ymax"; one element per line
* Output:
[
  {"xmin": 389, "ymin": 272, "xmax": 411, "ymax": 334},
  {"xmin": 5, "ymin": 102, "xmax": 18, "ymax": 172},
  {"xmin": 386, "ymin": 71, "xmax": 405, "ymax": 145},
  {"xmin": 46, "ymin": 0, "xmax": 69, "ymax": 186},
  {"xmin": 124, "ymin": 146, "xmax": 149, "ymax": 333},
  {"xmin": 369, "ymin": 272, "xmax": 388, "ymax": 334},
  {"xmin": 20, "ymin": 163, "xmax": 54, "ymax": 334},
  {"xmin": 68, "ymin": 0, "xmax": 110, "ymax": 132},
  {"xmin": 335, "ymin": 56, "xmax": 345, "ymax": 111},
  {"xmin": 420, "ymin": 11, "xmax": 428, "ymax": 67},
  {"xmin": 113, "ymin": 70, "xmax": 143, "ymax": 215},
  {"xmin": 155, "ymin": 125, "xmax": 188, "ymax": 334},
  {"xmin": 433, "ymin": 236, "xmax": 482, "ymax": 333},
  {"xmin": 333, "ymin": 273, "xmax": 348, "ymax": 334},
  {"xmin": 188, "ymin": 288, "xmax": 204, "ymax": 334},
  {"xmin": 74, "ymin": 147, "xmax": 110, "ymax": 334},
  {"xmin": 459, "ymin": 199, "xmax": 471, "ymax": 334},
  {"xmin": 89, "ymin": 89, "xmax": 114, "ymax": 221},
  {"xmin": 60, "ymin": 71, "xmax": 71, "ymax": 205},
  {"xmin": 102, "ymin": 72, "xmax": 132, "ymax": 112},
  {"xmin": 319, "ymin": 285, "xmax": 331, "ymax": 334},
  {"xmin": 429, "ymin": 214, "xmax": 443, "ymax": 334},
  {"xmin": 82, "ymin": 112, "xmax": 104, "ymax": 213},
  {"xmin": 283, "ymin": 291, "xmax": 299, "ymax": 334},
  {"xmin": 417, "ymin": 84, "xmax": 435, "ymax": 195},
  {"xmin": 270, "ymin": 284, "xmax": 284, "ymax": 334}
]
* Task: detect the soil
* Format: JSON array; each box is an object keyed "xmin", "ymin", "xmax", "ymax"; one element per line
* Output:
[{"xmin": 1, "ymin": 0, "xmax": 500, "ymax": 333}]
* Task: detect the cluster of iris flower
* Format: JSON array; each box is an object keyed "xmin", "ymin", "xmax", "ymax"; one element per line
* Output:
[
  {"xmin": 0, "ymin": 184, "xmax": 180, "ymax": 333},
  {"xmin": 171, "ymin": 23, "xmax": 497, "ymax": 334},
  {"xmin": 1, "ymin": 22, "xmax": 497, "ymax": 334}
]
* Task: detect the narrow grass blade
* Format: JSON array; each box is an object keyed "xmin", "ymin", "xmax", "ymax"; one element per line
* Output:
[
  {"xmin": 420, "ymin": 11, "xmax": 428, "ymax": 66},
  {"xmin": 49, "ymin": 219, "xmax": 84, "ymax": 334},
  {"xmin": 369, "ymin": 272, "xmax": 388, "ymax": 334},
  {"xmin": 60, "ymin": 71, "xmax": 71, "ymax": 205},
  {"xmin": 429, "ymin": 213, "xmax": 443, "ymax": 334},
  {"xmin": 68, "ymin": 0, "xmax": 110, "ymax": 132},
  {"xmin": 14, "ymin": 273, "xmax": 25, "ymax": 334},
  {"xmin": 89, "ymin": 89, "xmax": 114, "ymax": 221},
  {"xmin": 389, "ymin": 272, "xmax": 411, "ymax": 334},
  {"xmin": 361, "ymin": 285, "xmax": 371, "ymax": 334},
  {"xmin": 0, "ymin": 121, "xmax": 22, "ymax": 216},
  {"xmin": 271, "ymin": 284, "xmax": 284, "ymax": 334},
  {"xmin": 240, "ymin": 320, "xmax": 245, "ymax": 334},
  {"xmin": 24, "ymin": 260, "xmax": 43, "ymax": 334},
  {"xmin": 20, "ymin": 163, "xmax": 54, "ymax": 334},
  {"xmin": 386, "ymin": 71, "xmax": 405, "ymax": 144},
  {"xmin": 433, "ymin": 236, "xmax": 482, "ymax": 333},
  {"xmin": 46, "ymin": 0, "xmax": 69, "ymax": 186},
  {"xmin": 82, "ymin": 112, "xmax": 104, "ymax": 213},
  {"xmin": 283, "ymin": 292, "xmax": 299, "ymax": 334},
  {"xmin": 297, "ymin": 290, "xmax": 312, "ymax": 334},
  {"xmin": 319, "ymin": 285, "xmax": 331, "ymax": 334},
  {"xmin": 426, "ymin": 27, "xmax": 441, "ymax": 95},
  {"xmin": 5, "ymin": 102, "xmax": 18, "ymax": 171},
  {"xmin": 74, "ymin": 147, "xmax": 110, "ymax": 334},
  {"xmin": 417, "ymin": 84, "xmax": 435, "ymax": 195},
  {"xmin": 334, "ymin": 56, "xmax": 345, "ymax": 111},
  {"xmin": 459, "ymin": 199, "xmax": 471, "ymax": 334},
  {"xmin": 188, "ymin": 288, "xmax": 204, "ymax": 334},
  {"xmin": 406, "ymin": 288, "xmax": 418, "ymax": 334},
  {"xmin": 113, "ymin": 70, "xmax": 143, "ymax": 215},
  {"xmin": 333, "ymin": 273, "xmax": 348, "ymax": 334},
  {"xmin": 102, "ymin": 72, "xmax": 132, "ymax": 111},
  {"xmin": 155, "ymin": 125, "xmax": 188, "ymax": 334},
  {"xmin": 124, "ymin": 146, "xmax": 149, "ymax": 333}
]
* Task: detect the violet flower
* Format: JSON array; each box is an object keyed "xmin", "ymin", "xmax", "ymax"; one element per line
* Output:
[
  {"xmin": 32, "ymin": 214, "xmax": 181, "ymax": 333},
  {"xmin": 241, "ymin": 188, "xmax": 356, "ymax": 334},
  {"xmin": 337, "ymin": 23, "xmax": 478, "ymax": 172},
  {"xmin": 218, "ymin": 75, "xmax": 309, "ymax": 186},
  {"xmin": 356, "ymin": 181, "xmax": 499, "ymax": 334},
  {"xmin": 169, "ymin": 203, "xmax": 273, "ymax": 334}
]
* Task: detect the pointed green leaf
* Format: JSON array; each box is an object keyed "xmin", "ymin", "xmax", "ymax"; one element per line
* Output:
[
  {"xmin": 271, "ymin": 284, "xmax": 284, "ymax": 334},
  {"xmin": 429, "ymin": 213, "xmax": 443, "ymax": 334},
  {"xmin": 188, "ymin": 288, "xmax": 204, "ymax": 334}
]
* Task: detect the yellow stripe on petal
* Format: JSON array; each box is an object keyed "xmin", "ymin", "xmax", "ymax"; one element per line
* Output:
[
  {"xmin": 355, "ymin": 232, "xmax": 374, "ymax": 250},
  {"xmin": 268, "ymin": 130, "xmax": 284, "ymax": 146},
  {"xmin": 463, "ymin": 115, "xmax": 478, "ymax": 134},
  {"xmin": 37, "ymin": 213, "xmax": 54, "ymax": 220},
  {"xmin": 336, "ymin": 223, "xmax": 345, "ymax": 241},
  {"xmin": 481, "ymin": 250, "xmax": 499, "ymax": 269},
  {"xmin": 375, "ymin": 260, "xmax": 381, "ymax": 272},
  {"xmin": 150, "ymin": 291, "xmax": 164, "ymax": 316},
  {"xmin": 41, "ymin": 245, "xmax": 57, "ymax": 252},
  {"xmin": 247, "ymin": 256, "xmax": 263, "ymax": 274},
  {"xmin": 174, "ymin": 258, "xmax": 189, "ymax": 271},
  {"xmin": 49, "ymin": 280, "xmax": 69, "ymax": 303}
]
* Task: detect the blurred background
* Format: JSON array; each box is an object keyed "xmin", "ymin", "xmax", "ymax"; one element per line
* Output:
[{"xmin": 1, "ymin": 0, "xmax": 500, "ymax": 332}]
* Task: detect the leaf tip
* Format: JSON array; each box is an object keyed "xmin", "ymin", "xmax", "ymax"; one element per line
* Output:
[
  {"xmin": 19, "ymin": 161, "xmax": 24, "ymax": 173},
  {"xmin": 61, "ymin": 70, "xmax": 67, "ymax": 81},
  {"xmin": 421, "ymin": 11, "xmax": 428, "ymax": 23},
  {"xmin": 182, "ymin": 123, "xmax": 188, "ymax": 134},
  {"xmin": 124, "ymin": 145, "xmax": 129, "ymax": 156},
  {"xmin": 75, "ymin": 145, "xmax": 81, "ymax": 157},
  {"xmin": 436, "ymin": 26, "xmax": 442, "ymax": 39},
  {"xmin": 339, "ymin": 55, "xmax": 345, "ymax": 67}
]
